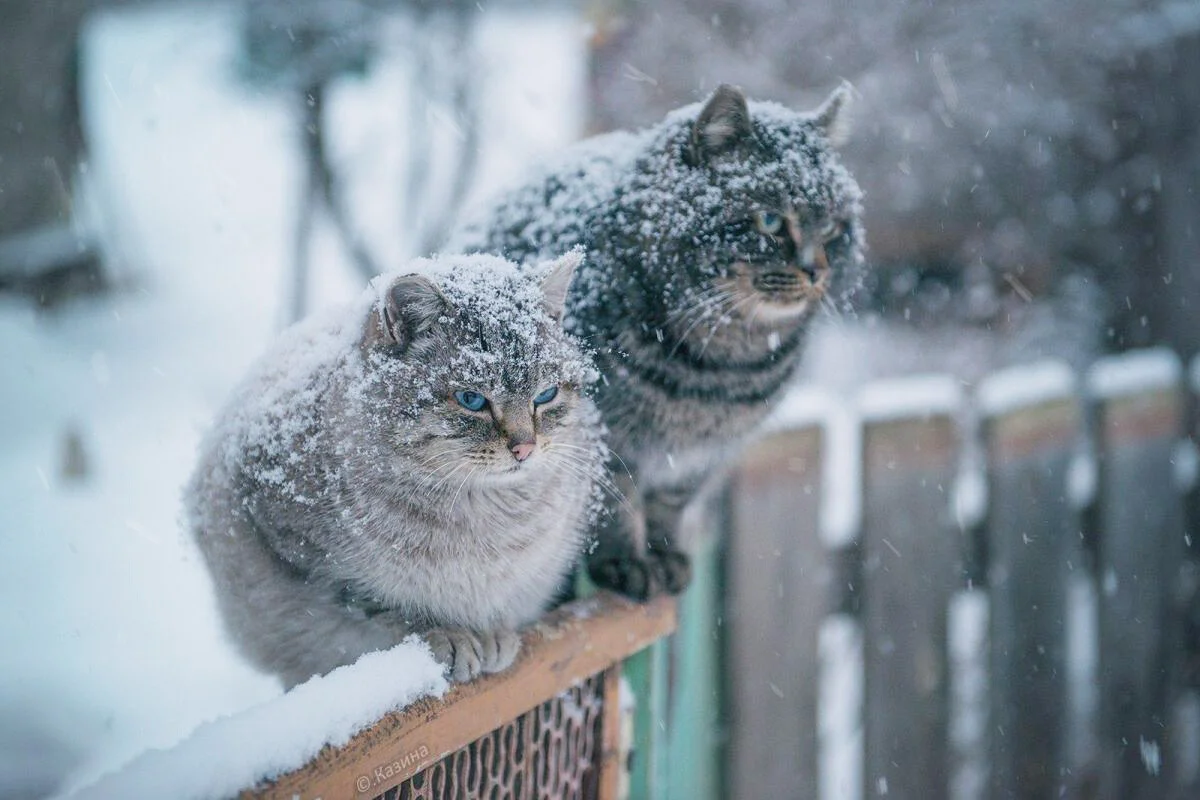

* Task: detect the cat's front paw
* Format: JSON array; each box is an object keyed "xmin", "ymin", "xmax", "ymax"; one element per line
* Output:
[
  {"xmin": 588, "ymin": 549, "xmax": 693, "ymax": 601},
  {"xmin": 424, "ymin": 627, "xmax": 521, "ymax": 682}
]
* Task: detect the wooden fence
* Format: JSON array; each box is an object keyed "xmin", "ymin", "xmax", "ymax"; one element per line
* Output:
[
  {"xmin": 688, "ymin": 347, "xmax": 1200, "ymax": 800},
  {"xmin": 246, "ymin": 592, "xmax": 675, "ymax": 800},
  {"xmin": 85, "ymin": 348, "xmax": 1200, "ymax": 800}
]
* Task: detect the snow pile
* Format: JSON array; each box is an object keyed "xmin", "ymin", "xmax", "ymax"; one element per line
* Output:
[{"xmin": 62, "ymin": 640, "xmax": 448, "ymax": 800}]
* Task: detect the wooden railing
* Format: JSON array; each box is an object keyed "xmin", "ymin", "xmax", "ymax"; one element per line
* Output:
[{"xmin": 246, "ymin": 592, "xmax": 675, "ymax": 800}]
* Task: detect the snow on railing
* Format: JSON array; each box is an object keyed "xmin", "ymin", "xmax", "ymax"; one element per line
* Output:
[{"xmin": 67, "ymin": 592, "xmax": 675, "ymax": 800}]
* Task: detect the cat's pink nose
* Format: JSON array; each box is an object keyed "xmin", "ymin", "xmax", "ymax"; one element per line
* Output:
[{"xmin": 511, "ymin": 441, "xmax": 536, "ymax": 462}]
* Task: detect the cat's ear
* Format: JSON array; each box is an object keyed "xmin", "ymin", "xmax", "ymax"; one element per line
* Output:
[
  {"xmin": 811, "ymin": 80, "xmax": 855, "ymax": 147},
  {"xmin": 539, "ymin": 249, "xmax": 582, "ymax": 322},
  {"xmin": 689, "ymin": 84, "xmax": 752, "ymax": 164},
  {"xmin": 365, "ymin": 273, "xmax": 449, "ymax": 352}
]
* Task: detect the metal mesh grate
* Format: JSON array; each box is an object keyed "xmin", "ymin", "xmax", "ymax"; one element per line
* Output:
[{"xmin": 373, "ymin": 672, "xmax": 607, "ymax": 800}]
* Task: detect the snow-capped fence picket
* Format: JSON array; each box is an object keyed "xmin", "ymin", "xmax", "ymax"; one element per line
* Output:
[{"xmin": 716, "ymin": 347, "xmax": 1200, "ymax": 800}]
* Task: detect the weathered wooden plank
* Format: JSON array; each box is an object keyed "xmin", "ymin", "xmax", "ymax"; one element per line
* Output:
[
  {"xmin": 664, "ymin": 492, "xmax": 727, "ymax": 800},
  {"xmin": 726, "ymin": 426, "xmax": 827, "ymax": 799},
  {"xmin": 1089, "ymin": 351, "xmax": 1187, "ymax": 799},
  {"xmin": 859, "ymin": 381, "xmax": 962, "ymax": 800},
  {"xmin": 246, "ymin": 592, "xmax": 676, "ymax": 800},
  {"xmin": 980, "ymin": 364, "xmax": 1081, "ymax": 799},
  {"xmin": 598, "ymin": 665, "xmax": 623, "ymax": 800}
]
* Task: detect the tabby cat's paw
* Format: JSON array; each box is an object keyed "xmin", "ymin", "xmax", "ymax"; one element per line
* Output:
[
  {"xmin": 588, "ymin": 550, "xmax": 693, "ymax": 601},
  {"xmin": 424, "ymin": 627, "xmax": 521, "ymax": 682}
]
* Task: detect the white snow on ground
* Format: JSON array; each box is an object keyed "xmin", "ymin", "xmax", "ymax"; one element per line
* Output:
[
  {"xmin": 1086, "ymin": 346, "xmax": 1182, "ymax": 398},
  {"xmin": 60, "ymin": 641, "xmax": 447, "ymax": 800},
  {"xmin": 0, "ymin": 4, "xmax": 585, "ymax": 797}
]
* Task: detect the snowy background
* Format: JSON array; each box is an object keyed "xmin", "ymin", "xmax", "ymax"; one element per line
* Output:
[{"xmin": 0, "ymin": 4, "xmax": 586, "ymax": 797}]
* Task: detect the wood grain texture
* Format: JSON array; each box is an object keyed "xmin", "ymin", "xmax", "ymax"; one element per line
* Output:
[
  {"xmin": 984, "ymin": 396, "xmax": 1081, "ymax": 798},
  {"xmin": 1094, "ymin": 385, "xmax": 1187, "ymax": 799},
  {"xmin": 726, "ymin": 426, "xmax": 827, "ymax": 799},
  {"xmin": 861, "ymin": 413, "xmax": 960, "ymax": 800}
]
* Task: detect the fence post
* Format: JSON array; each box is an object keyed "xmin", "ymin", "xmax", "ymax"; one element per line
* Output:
[
  {"xmin": 725, "ymin": 414, "xmax": 828, "ymax": 798},
  {"xmin": 859, "ymin": 377, "xmax": 963, "ymax": 800},
  {"xmin": 1089, "ymin": 349, "xmax": 1187, "ymax": 799},
  {"xmin": 664, "ymin": 490, "xmax": 726, "ymax": 800},
  {"xmin": 978, "ymin": 361, "xmax": 1081, "ymax": 798}
]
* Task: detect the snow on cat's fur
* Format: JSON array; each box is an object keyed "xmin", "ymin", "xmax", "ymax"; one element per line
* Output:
[
  {"xmin": 450, "ymin": 85, "xmax": 864, "ymax": 599},
  {"xmin": 187, "ymin": 252, "xmax": 605, "ymax": 687}
]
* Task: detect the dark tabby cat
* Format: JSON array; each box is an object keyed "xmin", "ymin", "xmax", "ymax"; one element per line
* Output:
[
  {"xmin": 449, "ymin": 85, "xmax": 865, "ymax": 599},
  {"xmin": 186, "ymin": 253, "xmax": 605, "ymax": 687}
]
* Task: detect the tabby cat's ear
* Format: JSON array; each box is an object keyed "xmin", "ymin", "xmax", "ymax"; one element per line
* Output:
[
  {"xmin": 689, "ymin": 84, "xmax": 752, "ymax": 164},
  {"xmin": 812, "ymin": 80, "xmax": 855, "ymax": 147},
  {"xmin": 365, "ymin": 273, "xmax": 449, "ymax": 352},
  {"xmin": 539, "ymin": 249, "xmax": 582, "ymax": 322}
]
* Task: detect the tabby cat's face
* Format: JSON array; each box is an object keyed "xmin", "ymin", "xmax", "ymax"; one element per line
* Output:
[
  {"xmin": 717, "ymin": 205, "xmax": 855, "ymax": 321},
  {"xmin": 360, "ymin": 256, "xmax": 599, "ymax": 488},
  {"xmin": 631, "ymin": 86, "xmax": 863, "ymax": 329}
]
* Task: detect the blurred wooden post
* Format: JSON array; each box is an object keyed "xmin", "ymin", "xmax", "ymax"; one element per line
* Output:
[
  {"xmin": 664, "ymin": 492, "xmax": 727, "ymax": 800},
  {"xmin": 859, "ymin": 378, "xmax": 962, "ymax": 800},
  {"xmin": 726, "ymin": 422, "xmax": 828, "ymax": 798},
  {"xmin": 1089, "ymin": 350, "xmax": 1186, "ymax": 799},
  {"xmin": 979, "ymin": 362, "xmax": 1081, "ymax": 798}
]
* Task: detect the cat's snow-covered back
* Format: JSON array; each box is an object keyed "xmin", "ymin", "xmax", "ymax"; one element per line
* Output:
[
  {"xmin": 450, "ymin": 84, "xmax": 864, "ymax": 599},
  {"xmin": 187, "ymin": 252, "xmax": 605, "ymax": 687}
]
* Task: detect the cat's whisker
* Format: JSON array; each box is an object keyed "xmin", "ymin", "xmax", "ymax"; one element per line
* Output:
[
  {"xmin": 550, "ymin": 453, "xmax": 637, "ymax": 517},
  {"xmin": 696, "ymin": 292, "xmax": 757, "ymax": 360},
  {"xmin": 549, "ymin": 441, "xmax": 635, "ymax": 482},
  {"xmin": 448, "ymin": 464, "xmax": 481, "ymax": 512},
  {"xmin": 668, "ymin": 288, "xmax": 737, "ymax": 357}
]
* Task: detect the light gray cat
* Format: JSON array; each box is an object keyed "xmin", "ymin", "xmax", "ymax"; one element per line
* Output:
[
  {"xmin": 186, "ymin": 252, "xmax": 604, "ymax": 687},
  {"xmin": 450, "ymin": 85, "xmax": 864, "ymax": 599}
]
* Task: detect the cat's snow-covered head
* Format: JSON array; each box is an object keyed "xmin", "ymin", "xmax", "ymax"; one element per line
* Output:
[
  {"xmin": 628, "ymin": 82, "xmax": 864, "ymax": 325},
  {"xmin": 357, "ymin": 251, "xmax": 601, "ymax": 483}
]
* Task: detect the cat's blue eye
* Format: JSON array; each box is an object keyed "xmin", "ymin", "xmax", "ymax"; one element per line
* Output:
[
  {"xmin": 454, "ymin": 390, "xmax": 488, "ymax": 412},
  {"xmin": 754, "ymin": 211, "xmax": 784, "ymax": 235},
  {"xmin": 532, "ymin": 386, "xmax": 559, "ymax": 406}
]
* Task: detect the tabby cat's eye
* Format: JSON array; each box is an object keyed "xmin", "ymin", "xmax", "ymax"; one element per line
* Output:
[
  {"xmin": 754, "ymin": 210, "xmax": 785, "ymax": 236},
  {"xmin": 819, "ymin": 219, "xmax": 845, "ymax": 241},
  {"xmin": 532, "ymin": 386, "xmax": 559, "ymax": 406},
  {"xmin": 454, "ymin": 390, "xmax": 488, "ymax": 412}
]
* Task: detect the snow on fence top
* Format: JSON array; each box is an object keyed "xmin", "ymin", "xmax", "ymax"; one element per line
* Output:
[
  {"xmin": 61, "ymin": 641, "xmax": 448, "ymax": 800},
  {"xmin": 977, "ymin": 359, "xmax": 1076, "ymax": 418},
  {"xmin": 765, "ymin": 385, "xmax": 836, "ymax": 432},
  {"xmin": 762, "ymin": 386, "xmax": 861, "ymax": 548},
  {"xmin": 1086, "ymin": 347, "xmax": 1182, "ymax": 399},
  {"xmin": 856, "ymin": 373, "xmax": 963, "ymax": 423}
]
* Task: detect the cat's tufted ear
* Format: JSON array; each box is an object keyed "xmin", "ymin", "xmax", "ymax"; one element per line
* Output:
[
  {"xmin": 365, "ymin": 273, "xmax": 449, "ymax": 352},
  {"xmin": 689, "ymin": 84, "xmax": 752, "ymax": 164},
  {"xmin": 539, "ymin": 249, "xmax": 582, "ymax": 322},
  {"xmin": 811, "ymin": 80, "xmax": 855, "ymax": 147}
]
